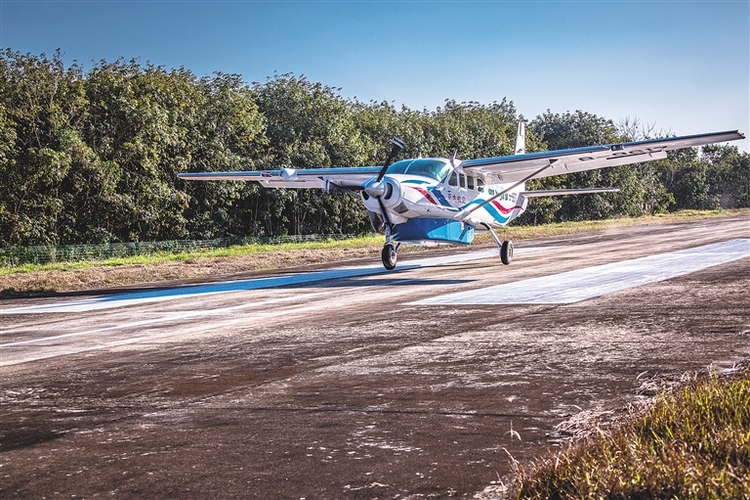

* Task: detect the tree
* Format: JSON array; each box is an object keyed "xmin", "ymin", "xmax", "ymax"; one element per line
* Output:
[
  {"xmin": 701, "ymin": 144, "xmax": 750, "ymax": 209},
  {"xmin": 522, "ymin": 110, "xmax": 673, "ymax": 222},
  {"xmin": 253, "ymin": 74, "xmax": 370, "ymax": 235},
  {"xmin": 0, "ymin": 49, "xmax": 93, "ymax": 245},
  {"xmin": 2, "ymin": 50, "xmax": 742, "ymax": 246}
]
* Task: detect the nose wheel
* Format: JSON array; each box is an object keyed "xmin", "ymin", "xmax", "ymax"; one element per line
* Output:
[{"xmin": 381, "ymin": 243, "xmax": 399, "ymax": 270}]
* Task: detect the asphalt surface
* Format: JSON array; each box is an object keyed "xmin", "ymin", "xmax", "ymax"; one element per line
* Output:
[{"xmin": 1, "ymin": 216, "xmax": 749, "ymax": 499}]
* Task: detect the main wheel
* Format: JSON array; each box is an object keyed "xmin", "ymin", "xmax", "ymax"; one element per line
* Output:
[
  {"xmin": 500, "ymin": 240, "xmax": 514, "ymax": 265},
  {"xmin": 381, "ymin": 243, "xmax": 398, "ymax": 270}
]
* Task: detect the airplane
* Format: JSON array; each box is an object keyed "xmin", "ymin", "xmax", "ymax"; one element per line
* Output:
[{"xmin": 178, "ymin": 122, "xmax": 745, "ymax": 270}]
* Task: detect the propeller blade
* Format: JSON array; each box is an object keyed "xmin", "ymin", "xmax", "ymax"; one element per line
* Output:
[
  {"xmin": 376, "ymin": 194, "xmax": 393, "ymax": 229},
  {"xmin": 377, "ymin": 137, "xmax": 405, "ymax": 182},
  {"xmin": 370, "ymin": 137, "xmax": 405, "ymax": 231}
]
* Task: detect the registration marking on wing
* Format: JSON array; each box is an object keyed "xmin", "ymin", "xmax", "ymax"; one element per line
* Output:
[{"xmin": 411, "ymin": 239, "xmax": 750, "ymax": 306}]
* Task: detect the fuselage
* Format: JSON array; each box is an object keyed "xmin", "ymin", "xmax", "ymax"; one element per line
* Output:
[{"xmin": 361, "ymin": 158, "xmax": 528, "ymax": 234}]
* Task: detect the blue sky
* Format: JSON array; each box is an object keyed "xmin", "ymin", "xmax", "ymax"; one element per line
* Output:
[{"xmin": 2, "ymin": 1, "xmax": 748, "ymax": 151}]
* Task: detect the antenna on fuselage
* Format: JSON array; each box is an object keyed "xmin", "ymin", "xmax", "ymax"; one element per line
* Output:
[{"xmin": 514, "ymin": 117, "xmax": 526, "ymax": 155}]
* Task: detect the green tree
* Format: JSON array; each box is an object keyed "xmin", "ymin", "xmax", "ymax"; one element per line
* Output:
[
  {"xmin": 178, "ymin": 72, "xmax": 266, "ymax": 239},
  {"xmin": 252, "ymin": 74, "xmax": 370, "ymax": 235},
  {"xmin": 0, "ymin": 49, "xmax": 94, "ymax": 246},
  {"xmin": 84, "ymin": 62, "xmax": 266, "ymax": 241},
  {"xmin": 4, "ymin": 50, "xmax": 740, "ymax": 246},
  {"xmin": 701, "ymin": 144, "xmax": 750, "ymax": 209},
  {"xmin": 523, "ymin": 110, "xmax": 673, "ymax": 222}
]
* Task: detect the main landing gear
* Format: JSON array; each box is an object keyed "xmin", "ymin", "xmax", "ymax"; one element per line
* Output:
[
  {"xmin": 483, "ymin": 223, "xmax": 513, "ymax": 266},
  {"xmin": 500, "ymin": 239, "xmax": 514, "ymax": 265}
]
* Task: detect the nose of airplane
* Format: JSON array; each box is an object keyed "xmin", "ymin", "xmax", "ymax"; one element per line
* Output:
[{"xmin": 363, "ymin": 177, "xmax": 387, "ymax": 199}]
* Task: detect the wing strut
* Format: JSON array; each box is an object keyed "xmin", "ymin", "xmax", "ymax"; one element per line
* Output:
[{"xmin": 458, "ymin": 162, "xmax": 555, "ymax": 221}]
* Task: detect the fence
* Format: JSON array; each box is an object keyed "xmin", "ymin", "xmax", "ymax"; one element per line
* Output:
[{"xmin": 0, "ymin": 234, "xmax": 357, "ymax": 267}]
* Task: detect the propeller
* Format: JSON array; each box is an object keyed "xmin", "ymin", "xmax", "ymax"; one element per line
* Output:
[
  {"xmin": 364, "ymin": 137, "xmax": 405, "ymax": 232},
  {"xmin": 378, "ymin": 137, "xmax": 405, "ymax": 181}
]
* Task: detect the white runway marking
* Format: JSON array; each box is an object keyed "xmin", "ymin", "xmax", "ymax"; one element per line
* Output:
[
  {"xmin": 411, "ymin": 239, "xmax": 750, "ymax": 306},
  {"xmin": 0, "ymin": 248, "xmax": 523, "ymax": 314},
  {"xmin": 0, "ymin": 290, "xmax": 336, "ymax": 348},
  {"xmin": 0, "ymin": 290, "xmax": 340, "ymax": 366}
]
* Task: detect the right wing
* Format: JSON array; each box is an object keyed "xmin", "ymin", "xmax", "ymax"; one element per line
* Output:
[{"xmin": 460, "ymin": 130, "xmax": 745, "ymax": 183}]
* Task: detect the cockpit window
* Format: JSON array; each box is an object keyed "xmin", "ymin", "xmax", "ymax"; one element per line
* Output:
[{"xmin": 386, "ymin": 159, "xmax": 452, "ymax": 182}]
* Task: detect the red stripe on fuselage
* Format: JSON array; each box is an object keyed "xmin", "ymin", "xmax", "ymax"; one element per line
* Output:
[
  {"xmin": 413, "ymin": 187, "xmax": 439, "ymax": 206},
  {"xmin": 491, "ymin": 200, "xmax": 523, "ymax": 214}
]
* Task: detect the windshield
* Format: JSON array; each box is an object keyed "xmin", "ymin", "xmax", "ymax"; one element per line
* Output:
[{"xmin": 385, "ymin": 159, "xmax": 452, "ymax": 182}]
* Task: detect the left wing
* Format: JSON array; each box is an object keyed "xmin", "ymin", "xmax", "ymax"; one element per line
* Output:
[
  {"xmin": 461, "ymin": 130, "xmax": 745, "ymax": 183},
  {"xmin": 178, "ymin": 166, "xmax": 381, "ymax": 189}
]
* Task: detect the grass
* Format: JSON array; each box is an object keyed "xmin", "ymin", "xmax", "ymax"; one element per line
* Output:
[
  {"xmin": 512, "ymin": 364, "xmax": 750, "ymax": 499},
  {"xmin": 0, "ymin": 234, "xmax": 385, "ymax": 275},
  {"xmin": 1, "ymin": 209, "xmax": 747, "ymax": 297},
  {"xmin": 2, "ymin": 209, "xmax": 745, "ymax": 276}
]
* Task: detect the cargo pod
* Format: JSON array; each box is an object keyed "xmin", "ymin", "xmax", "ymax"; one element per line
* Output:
[{"xmin": 393, "ymin": 218, "xmax": 474, "ymax": 245}]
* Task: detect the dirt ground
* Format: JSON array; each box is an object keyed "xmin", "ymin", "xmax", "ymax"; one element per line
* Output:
[{"xmin": 1, "ymin": 215, "xmax": 748, "ymax": 499}]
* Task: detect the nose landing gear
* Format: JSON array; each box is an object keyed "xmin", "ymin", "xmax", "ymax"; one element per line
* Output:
[{"xmin": 381, "ymin": 242, "xmax": 399, "ymax": 270}]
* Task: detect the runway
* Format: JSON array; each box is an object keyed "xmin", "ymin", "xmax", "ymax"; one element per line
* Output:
[
  {"xmin": 1, "ymin": 216, "xmax": 749, "ymax": 499},
  {"xmin": 414, "ymin": 239, "xmax": 750, "ymax": 305}
]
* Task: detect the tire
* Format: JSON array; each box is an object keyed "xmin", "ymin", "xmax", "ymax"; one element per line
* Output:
[
  {"xmin": 501, "ymin": 240, "xmax": 514, "ymax": 265},
  {"xmin": 381, "ymin": 244, "xmax": 398, "ymax": 270}
]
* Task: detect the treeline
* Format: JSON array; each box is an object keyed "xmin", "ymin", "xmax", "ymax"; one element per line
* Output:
[{"xmin": 1, "ymin": 49, "xmax": 748, "ymax": 247}]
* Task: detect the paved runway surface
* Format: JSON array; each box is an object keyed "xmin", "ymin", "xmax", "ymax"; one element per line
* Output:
[{"xmin": 1, "ymin": 216, "xmax": 749, "ymax": 498}]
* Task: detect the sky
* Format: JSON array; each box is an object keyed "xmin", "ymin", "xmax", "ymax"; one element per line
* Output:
[{"xmin": 1, "ymin": 0, "xmax": 748, "ymax": 151}]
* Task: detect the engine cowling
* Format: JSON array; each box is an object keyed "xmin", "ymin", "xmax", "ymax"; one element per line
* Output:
[
  {"xmin": 362, "ymin": 177, "xmax": 401, "ymax": 207},
  {"xmin": 361, "ymin": 177, "xmax": 402, "ymax": 208}
]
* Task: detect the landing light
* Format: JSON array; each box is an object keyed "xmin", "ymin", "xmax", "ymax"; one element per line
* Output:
[{"xmin": 281, "ymin": 168, "xmax": 298, "ymax": 181}]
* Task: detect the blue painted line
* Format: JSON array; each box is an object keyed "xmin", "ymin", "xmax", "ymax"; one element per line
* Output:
[{"xmin": 0, "ymin": 249, "xmax": 507, "ymax": 314}]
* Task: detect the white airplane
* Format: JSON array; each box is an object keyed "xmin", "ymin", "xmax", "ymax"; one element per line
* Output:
[{"xmin": 178, "ymin": 123, "xmax": 744, "ymax": 270}]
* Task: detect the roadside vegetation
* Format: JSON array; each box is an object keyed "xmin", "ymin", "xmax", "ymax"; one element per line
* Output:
[
  {"xmin": 512, "ymin": 363, "xmax": 750, "ymax": 499},
  {"xmin": 2, "ymin": 50, "xmax": 749, "ymax": 250}
]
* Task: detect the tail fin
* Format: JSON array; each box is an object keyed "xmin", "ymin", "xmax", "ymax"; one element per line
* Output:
[{"xmin": 514, "ymin": 118, "xmax": 526, "ymax": 155}]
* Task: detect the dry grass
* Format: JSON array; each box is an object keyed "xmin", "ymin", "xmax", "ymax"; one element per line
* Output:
[{"xmin": 511, "ymin": 364, "xmax": 750, "ymax": 499}]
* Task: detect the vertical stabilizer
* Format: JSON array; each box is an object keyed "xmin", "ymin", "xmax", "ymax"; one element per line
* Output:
[{"xmin": 514, "ymin": 118, "xmax": 526, "ymax": 155}]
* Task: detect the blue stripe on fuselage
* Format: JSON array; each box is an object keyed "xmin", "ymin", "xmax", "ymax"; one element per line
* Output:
[{"xmin": 430, "ymin": 188, "xmax": 452, "ymax": 207}]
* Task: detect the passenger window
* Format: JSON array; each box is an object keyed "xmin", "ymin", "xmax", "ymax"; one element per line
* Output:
[
  {"xmin": 459, "ymin": 174, "xmax": 466, "ymax": 188},
  {"xmin": 488, "ymin": 188, "xmax": 496, "ymax": 195},
  {"xmin": 477, "ymin": 178, "xmax": 485, "ymax": 193},
  {"xmin": 449, "ymin": 172, "xmax": 458, "ymax": 186},
  {"xmin": 467, "ymin": 176, "xmax": 474, "ymax": 190}
]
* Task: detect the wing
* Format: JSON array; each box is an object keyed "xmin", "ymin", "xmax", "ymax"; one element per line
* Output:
[
  {"xmin": 521, "ymin": 187, "xmax": 620, "ymax": 197},
  {"xmin": 461, "ymin": 130, "xmax": 745, "ymax": 183},
  {"xmin": 178, "ymin": 166, "xmax": 382, "ymax": 190}
]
